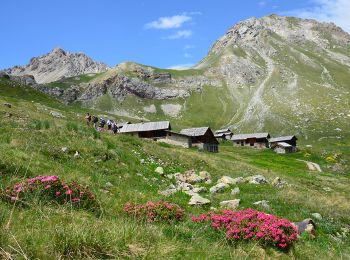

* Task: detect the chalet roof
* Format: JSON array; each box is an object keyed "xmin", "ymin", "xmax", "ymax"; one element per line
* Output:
[
  {"xmin": 275, "ymin": 142, "xmax": 292, "ymax": 148},
  {"xmin": 215, "ymin": 129, "xmax": 232, "ymax": 134},
  {"xmin": 269, "ymin": 135, "xmax": 297, "ymax": 143},
  {"xmin": 165, "ymin": 130, "xmax": 191, "ymax": 137},
  {"xmin": 231, "ymin": 133, "xmax": 270, "ymax": 140},
  {"xmin": 119, "ymin": 121, "xmax": 170, "ymax": 133},
  {"xmin": 180, "ymin": 127, "xmax": 210, "ymax": 137}
]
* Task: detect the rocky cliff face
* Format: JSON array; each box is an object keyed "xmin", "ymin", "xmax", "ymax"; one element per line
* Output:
[{"xmin": 4, "ymin": 48, "xmax": 108, "ymax": 84}]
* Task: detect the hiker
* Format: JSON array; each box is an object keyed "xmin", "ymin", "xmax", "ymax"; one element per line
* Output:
[
  {"xmin": 99, "ymin": 118, "xmax": 106, "ymax": 128},
  {"xmin": 107, "ymin": 119, "xmax": 112, "ymax": 130},
  {"xmin": 85, "ymin": 113, "xmax": 91, "ymax": 126},
  {"xmin": 111, "ymin": 121, "xmax": 118, "ymax": 134},
  {"xmin": 92, "ymin": 116, "xmax": 98, "ymax": 128}
]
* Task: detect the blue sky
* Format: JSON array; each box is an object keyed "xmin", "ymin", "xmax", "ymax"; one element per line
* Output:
[{"xmin": 1, "ymin": 0, "xmax": 349, "ymax": 70}]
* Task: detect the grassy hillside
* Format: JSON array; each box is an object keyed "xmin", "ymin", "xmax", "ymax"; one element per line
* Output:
[{"xmin": 0, "ymin": 79, "xmax": 350, "ymax": 259}]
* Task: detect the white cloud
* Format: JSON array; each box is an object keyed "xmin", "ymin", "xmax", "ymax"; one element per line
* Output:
[
  {"xmin": 145, "ymin": 14, "xmax": 191, "ymax": 29},
  {"xmin": 285, "ymin": 0, "xmax": 350, "ymax": 33},
  {"xmin": 167, "ymin": 63, "xmax": 194, "ymax": 70},
  {"xmin": 163, "ymin": 30, "xmax": 193, "ymax": 40}
]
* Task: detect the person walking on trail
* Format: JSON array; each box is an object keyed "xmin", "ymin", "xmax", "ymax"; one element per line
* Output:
[
  {"xmin": 99, "ymin": 118, "xmax": 106, "ymax": 129},
  {"xmin": 92, "ymin": 116, "xmax": 98, "ymax": 128},
  {"xmin": 107, "ymin": 119, "xmax": 112, "ymax": 130},
  {"xmin": 111, "ymin": 121, "xmax": 118, "ymax": 134},
  {"xmin": 85, "ymin": 113, "xmax": 91, "ymax": 126}
]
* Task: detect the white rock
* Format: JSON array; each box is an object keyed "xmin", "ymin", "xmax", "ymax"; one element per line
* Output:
[
  {"xmin": 217, "ymin": 176, "xmax": 236, "ymax": 185},
  {"xmin": 199, "ymin": 171, "xmax": 211, "ymax": 180},
  {"xmin": 210, "ymin": 183, "xmax": 228, "ymax": 193},
  {"xmin": 248, "ymin": 175, "xmax": 268, "ymax": 184},
  {"xmin": 220, "ymin": 199, "xmax": 240, "ymax": 210},
  {"xmin": 231, "ymin": 187, "xmax": 240, "ymax": 195},
  {"xmin": 61, "ymin": 147, "xmax": 68, "ymax": 152},
  {"xmin": 159, "ymin": 188, "xmax": 177, "ymax": 196},
  {"xmin": 193, "ymin": 187, "xmax": 208, "ymax": 193},
  {"xmin": 155, "ymin": 166, "xmax": 164, "ymax": 175},
  {"xmin": 189, "ymin": 194, "xmax": 211, "ymax": 206},
  {"xmin": 311, "ymin": 213, "xmax": 322, "ymax": 220}
]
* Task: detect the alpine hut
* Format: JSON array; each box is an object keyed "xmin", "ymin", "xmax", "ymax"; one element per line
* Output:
[
  {"xmin": 231, "ymin": 133, "xmax": 270, "ymax": 149},
  {"xmin": 269, "ymin": 136, "xmax": 298, "ymax": 153},
  {"xmin": 119, "ymin": 121, "xmax": 171, "ymax": 139},
  {"xmin": 180, "ymin": 127, "xmax": 218, "ymax": 152},
  {"xmin": 158, "ymin": 131, "xmax": 192, "ymax": 148},
  {"xmin": 214, "ymin": 128, "xmax": 233, "ymax": 141}
]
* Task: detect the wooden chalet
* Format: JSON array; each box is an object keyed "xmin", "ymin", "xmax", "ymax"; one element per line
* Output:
[
  {"xmin": 214, "ymin": 128, "xmax": 233, "ymax": 141},
  {"xmin": 180, "ymin": 127, "xmax": 219, "ymax": 152},
  {"xmin": 231, "ymin": 133, "xmax": 270, "ymax": 149},
  {"xmin": 119, "ymin": 121, "xmax": 171, "ymax": 139}
]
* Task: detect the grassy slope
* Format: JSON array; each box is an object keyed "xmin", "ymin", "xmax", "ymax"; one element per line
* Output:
[{"xmin": 0, "ymin": 80, "xmax": 350, "ymax": 259}]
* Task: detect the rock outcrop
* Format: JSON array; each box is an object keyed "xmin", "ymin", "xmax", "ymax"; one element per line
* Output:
[{"xmin": 4, "ymin": 47, "xmax": 108, "ymax": 84}]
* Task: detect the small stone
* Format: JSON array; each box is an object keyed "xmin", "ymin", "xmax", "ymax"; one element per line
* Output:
[
  {"xmin": 105, "ymin": 182, "xmax": 114, "ymax": 188},
  {"xmin": 205, "ymin": 179, "xmax": 212, "ymax": 184},
  {"xmin": 136, "ymin": 173, "xmax": 143, "ymax": 177},
  {"xmin": 323, "ymin": 187, "xmax": 332, "ymax": 192},
  {"xmin": 199, "ymin": 171, "xmax": 211, "ymax": 180},
  {"xmin": 155, "ymin": 166, "xmax": 164, "ymax": 175},
  {"xmin": 178, "ymin": 182, "xmax": 193, "ymax": 191},
  {"xmin": 293, "ymin": 218, "xmax": 316, "ymax": 237},
  {"xmin": 166, "ymin": 174, "xmax": 174, "ymax": 179},
  {"xmin": 253, "ymin": 200, "xmax": 270, "ymax": 209},
  {"xmin": 184, "ymin": 190, "xmax": 197, "ymax": 196},
  {"xmin": 159, "ymin": 188, "xmax": 177, "ymax": 196},
  {"xmin": 217, "ymin": 176, "xmax": 236, "ymax": 185},
  {"xmin": 50, "ymin": 111, "xmax": 65, "ymax": 118},
  {"xmin": 248, "ymin": 175, "xmax": 268, "ymax": 184},
  {"xmin": 232, "ymin": 177, "xmax": 245, "ymax": 184},
  {"xmin": 74, "ymin": 151, "xmax": 80, "ymax": 158},
  {"xmin": 210, "ymin": 183, "xmax": 228, "ymax": 193},
  {"xmin": 140, "ymin": 159, "xmax": 145, "ymax": 164},
  {"xmin": 271, "ymin": 177, "xmax": 287, "ymax": 188},
  {"xmin": 311, "ymin": 213, "xmax": 322, "ymax": 220},
  {"xmin": 231, "ymin": 187, "xmax": 240, "ymax": 195},
  {"xmin": 220, "ymin": 199, "xmax": 240, "ymax": 210},
  {"xmin": 188, "ymin": 194, "xmax": 210, "ymax": 206},
  {"xmin": 193, "ymin": 187, "xmax": 208, "ymax": 193},
  {"xmin": 3, "ymin": 103, "xmax": 12, "ymax": 108},
  {"xmin": 187, "ymin": 173, "xmax": 204, "ymax": 184},
  {"xmin": 61, "ymin": 147, "xmax": 68, "ymax": 153}
]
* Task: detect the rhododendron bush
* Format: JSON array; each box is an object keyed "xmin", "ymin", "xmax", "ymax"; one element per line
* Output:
[
  {"xmin": 192, "ymin": 208, "xmax": 298, "ymax": 249},
  {"xmin": 124, "ymin": 201, "xmax": 184, "ymax": 222},
  {"xmin": 1, "ymin": 175, "xmax": 98, "ymax": 209}
]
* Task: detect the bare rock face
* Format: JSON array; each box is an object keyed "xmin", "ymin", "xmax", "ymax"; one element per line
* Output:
[{"xmin": 5, "ymin": 48, "xmax": 108, "ymax": 83}]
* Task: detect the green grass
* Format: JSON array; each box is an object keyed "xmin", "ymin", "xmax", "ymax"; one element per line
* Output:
[{"xmin": 0, "ymin": 80, "xmax": 349, "ymax": 259}]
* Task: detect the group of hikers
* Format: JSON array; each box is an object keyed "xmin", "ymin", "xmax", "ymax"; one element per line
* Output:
[{"xmin": 84, "ymin": 113, "xmax": 119, "ymax": 134}]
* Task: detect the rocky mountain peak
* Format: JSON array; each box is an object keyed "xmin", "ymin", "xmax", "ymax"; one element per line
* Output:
[{"xmin": 5, "ymin": 47, "xmax": 108, "ymax": 84}]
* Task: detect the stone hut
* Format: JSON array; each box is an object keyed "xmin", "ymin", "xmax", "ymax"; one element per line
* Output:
[{"xmin": 158, "ymin": 131, "xmax": 192, "ymax": 148}]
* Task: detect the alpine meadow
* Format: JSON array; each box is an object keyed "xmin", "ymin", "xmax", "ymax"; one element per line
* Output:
[{"xmin": 0, "ymin": 8, "xmax": 350, "ymax": 260}]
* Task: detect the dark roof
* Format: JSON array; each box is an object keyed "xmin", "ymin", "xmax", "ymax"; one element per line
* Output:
[
  {"xmin": 180, "ymin": 127, "xmax": 209, "ymax": 137},
  {"xmin": 119, "ymin": 121, "xmax": 170, "ymax": 133},
  {"xmin": 231, "ymin": 133, "xmax": 270, "ymax": 140},
  {"xmin": 165, "ymin": 130, "xmax": 191, "ymax": 138},
  {"xmin": 215, "ymin": 129, "xmax": 232, "ymax": 134},
  {"xmin": 269, "ymin": 135, "xmax": 297, "ymax": 143}
]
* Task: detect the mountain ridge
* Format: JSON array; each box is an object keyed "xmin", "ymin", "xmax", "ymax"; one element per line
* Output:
[{"xmin": 2, "ymin": 14, "xmax": 350, "ymax": 141}]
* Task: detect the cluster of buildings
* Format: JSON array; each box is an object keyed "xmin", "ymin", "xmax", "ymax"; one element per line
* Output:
[{"xmin": 117, "ymin": 120, "xmax": 297, "ymax": 154}]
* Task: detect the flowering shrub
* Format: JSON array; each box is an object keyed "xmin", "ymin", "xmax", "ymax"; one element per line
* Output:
[
  {"xmin": 123, "ymin": 201, "xmax": 184, "ymax": 223},
  {"xmin": 192, "ymin": 208, "xmax": 298, "ymax": 250},
  {"xmin": 1, "ymin": 175, "xmax": 98, "ymax": 210}
]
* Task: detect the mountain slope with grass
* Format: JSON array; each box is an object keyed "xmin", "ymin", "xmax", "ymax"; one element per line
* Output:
[
  {"xmin": 5, "ymin": 15, "xmax": 349, "ymax": 144},
  {"xmin": 0, "ymin": 71, "xmax": 350, "ymax": 258}
]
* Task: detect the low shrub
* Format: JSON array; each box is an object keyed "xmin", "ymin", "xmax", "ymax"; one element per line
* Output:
[
  {"xmin": 123, "ymin": 201, "xmax": 184, "ymax": 223},
  {"xmin": 192, "ymin": 208, "xmax": 298, "ymax": 250},
  {"xmin": 1, "ymin": 175, "xmax": 98, "ymax": 210}
]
